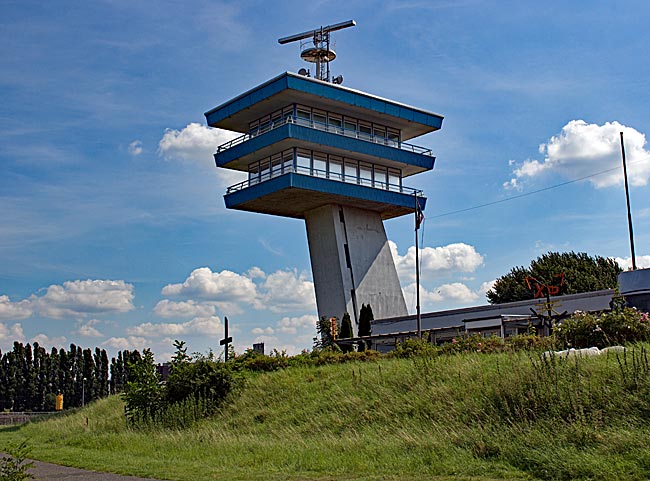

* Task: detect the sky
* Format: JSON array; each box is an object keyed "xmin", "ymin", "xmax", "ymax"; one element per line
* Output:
[{"xmin": 1, "ymin": 0, "xmax": 649, "ymax": 361}]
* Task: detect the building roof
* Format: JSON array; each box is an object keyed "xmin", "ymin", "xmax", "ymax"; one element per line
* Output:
[{"xmin": 205, "ymin": 72, "xmax": 444, "ymax": 141}]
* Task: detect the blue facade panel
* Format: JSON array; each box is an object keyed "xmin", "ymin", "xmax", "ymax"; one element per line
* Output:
[
  {"xmin": 216, "ymin": 123, "xmax": 435, "ymax": 171},
  {"xmin": 224, "ymin": 172, "xmax": 426, "ymax": 215},
  {"xmin": 206, "ymin": 72, "xmax": 443, "ymax": 132}
]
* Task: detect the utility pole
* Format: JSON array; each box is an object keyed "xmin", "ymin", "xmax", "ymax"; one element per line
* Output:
[
  {"xmin": 415, "ymin": 192, "xmax": 422, "ymax": 339},
  {"xmin": 620, "ymin": 131, "xmax": 637, "ymax": 270}
]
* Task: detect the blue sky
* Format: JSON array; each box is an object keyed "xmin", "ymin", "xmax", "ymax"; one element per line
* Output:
[{"xmin": 1, "ymin": 0, "xmax": 649, "ymax": 361}]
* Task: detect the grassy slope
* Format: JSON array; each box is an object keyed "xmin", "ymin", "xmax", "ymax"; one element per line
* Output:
[{"xmin": 2, "ymin": 347, "xmax": 650, "ymax": 481}]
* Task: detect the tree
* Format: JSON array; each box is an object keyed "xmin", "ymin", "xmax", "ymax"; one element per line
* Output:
[
  {"xmin": 358, "ymin": 304, "xmax": 374, "ymax": 351},
  {"xmin": 338, "ymin": 313, "xmax": 354, "ymax": 353},
  {"xmin": 314, "ymin": 316, "xmax": 339, "ymax": 349},
  {"xmin": 487, "ymin": 251, "xmax": 622, "ymax": 304}
]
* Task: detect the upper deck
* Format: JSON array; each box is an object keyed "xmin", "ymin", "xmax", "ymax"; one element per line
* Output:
[{"xmin": 205, "ymin": 72, "xmax": 444, "ymax": 141}]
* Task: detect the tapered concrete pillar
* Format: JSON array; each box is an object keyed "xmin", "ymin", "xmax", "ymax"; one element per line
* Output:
[{"xmin": 305, "ymin": 204, "xmax": 407, "ymax": 323}]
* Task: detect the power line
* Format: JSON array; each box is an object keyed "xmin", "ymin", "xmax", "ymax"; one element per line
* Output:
[{"xmin": 429, "ymin": 156, "xmax": 648, "ymax": 220}]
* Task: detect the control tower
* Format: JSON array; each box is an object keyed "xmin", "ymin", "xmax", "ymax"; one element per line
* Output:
[{"xmin": 205, "ymin": 21, "xmax": 444, "ymax": 324}]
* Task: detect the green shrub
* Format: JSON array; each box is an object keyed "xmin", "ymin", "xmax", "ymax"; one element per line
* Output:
[
  {"xmin": 390, "ymin": 338, "xmax": 439, "ymax": 358},
  {"xmin": 555, "ymin": 308, "xmax": 650, "ymax": 349},
  {"xmin": 1, "ymin": 441, "xmax": 34, "ymax": 481}
]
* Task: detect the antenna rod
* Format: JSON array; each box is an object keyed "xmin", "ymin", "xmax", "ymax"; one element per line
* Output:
[
  {"xmin": 620, "ymin": 131, "xmax": 637, "ymax": 270},
  {"xmin": 278, "ymin": 20, "xmax": 356, "ymax": 44}
]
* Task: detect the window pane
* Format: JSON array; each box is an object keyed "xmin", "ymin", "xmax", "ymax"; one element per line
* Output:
[
  {"xmin": 296, "ymin": 149, "xmax": 310, "ymax": 174},
  {"xmin": 388, "ymin": 169, "xmax": 401, "ymax": 192},
  {"xmin": 359, "ymin": 122, "xmax": 372, "ymax": 141},
  {"xmin": 313, "ymin": 153, "xmax": 327, "ymax": 178},
  {"xmin": 359, "ymin": 162, "xmax": 372, "ymax": 186},
  {"xmin": 260, "ymin": 161, "xmax": 270, "ymax": 181},
  {"xmin": 329, "ymin": 156, "xmax": 343, "ymax": 181},
  {"xmin": 344, "ymin": 160, "xmax": 357, "ymax": 183},
  {"xmin": 374, "ymin": 166, "xmax": 387, "ymax": 189}
]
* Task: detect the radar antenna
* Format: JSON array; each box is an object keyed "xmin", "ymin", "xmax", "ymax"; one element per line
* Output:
[{"xmin": 278, "ymin": 20, "xmax": 356, "ymax": 82}]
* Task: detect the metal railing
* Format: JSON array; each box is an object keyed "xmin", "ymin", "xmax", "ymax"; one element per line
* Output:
[
  {"xmin": 216, "ymin": 115, "xmax": 433, "ymax": 156},
  {"xmin": 225, "ymin": 164, "xmax": 423, "ymax": 196}
]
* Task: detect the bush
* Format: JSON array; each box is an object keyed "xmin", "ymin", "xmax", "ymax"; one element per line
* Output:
[
  {"xmin": 555, "ymin": 308, "xmax": 650, "ymax": 349},
  {"xmin": 1, "ymin": 441, "xmax": 34, "ymax": 481},
  {"xmin": 390, "ymin": 338, "xmax": 439, "ymax": 358},
  {"xmin": 166, "ymin": 357, "xmax": 238, "ymax": 406}
]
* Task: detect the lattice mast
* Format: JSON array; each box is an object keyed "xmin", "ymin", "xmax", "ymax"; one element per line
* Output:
[{"xmin": 278, "ymin": 20, "xmax": 355, "ymax": 83}]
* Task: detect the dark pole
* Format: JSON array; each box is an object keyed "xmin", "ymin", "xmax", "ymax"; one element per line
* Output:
[
  {"xmin": 220, "ymin": 316, "xmax": 232, "ymax": 362},
  {"xmin": 620, "ymin": 132, "xmax": 637, "ymax": 270},
  {"xmin": 415, "ymin": 192, "xmax": 422, "ymax": 339}
]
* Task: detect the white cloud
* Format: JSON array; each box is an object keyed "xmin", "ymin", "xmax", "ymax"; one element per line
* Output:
[
  {"xmin": 76, "ymin": 319, "xmax": 104, "ymax": 337},
  {"xmin": 128, "ymin": 140, "xmax": 143, "ymax": 156},
  {"xmin": 153, "ymin": 299, "xmax": 216, "ymax": 319},
  {"xmin": 162, "ymin": 267, "xmax": 316, "ymax": 315},
  {"xmin": 127, "ymin": 316, "xmax": 222, "ymax": 338},
  {"xmin": 102, "ymin": 336, "xmax": 148, "ymax": 351},
  {"xmin": 31, "ymin": 279, "xmax": 135, "ymax": 319},
  {"xmin": 276, "ymin": 314, "xmax": 318, "ymax": 334},
  {"xmin": 31, "ymin": 333, "xmax": 67, "ymax": 349},
  {"xmin": 246, "ymin": 266, "xmax": 266, "ymax": 279},
  {"xmin": 403, "ymin": 282, "xmax": 479, "ymax": 312},
  {"xmin": 390, "ymin": 240, "xmax": 484, "ymax": 283},
  {"xmin": 0, "ymin": 295, "xmax": 32, "ymax": 320},
  {"xmin": 158, "ymin": 123, "xmax": 245, "ymax": 186},
  {"xmin": 259, "ymin": 270, "xmax": 316, "ymax": 313},
  {"xmin": 252, "ymin": 326, "xmax": 275, "ymax": 335},
  {"xmin": 506, "ymin": 120, "xmax": 650, "ymax": 190},
  {"xmin": 0, "ymin": 322, "xmax": 26, "ymax": 347},
  {"xmin": 478, "ymin": 279, "xmax": 497, "ymax": 297},
  {"xmin": 615, "ymin": 255, "xmax": 650, "ymax": 270}
]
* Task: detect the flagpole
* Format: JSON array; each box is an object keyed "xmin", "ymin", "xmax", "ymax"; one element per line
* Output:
[{"xmin": 415, "ymin": 191, "xmax": 422, "ymax": 339}]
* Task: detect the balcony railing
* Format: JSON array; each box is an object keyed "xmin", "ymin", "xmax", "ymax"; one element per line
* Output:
[
  {"xmin": 225, "ymin": 164, "xmax": 423, "ymax": 197},
  {"xmin": 216, "ymin": 115, "xmax": 433, "ymax": 156}
]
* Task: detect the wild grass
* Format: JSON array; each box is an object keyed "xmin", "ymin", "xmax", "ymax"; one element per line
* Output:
[{"xmin": 2, "ymin": 345, "xmax": 650, "ymax": 480}]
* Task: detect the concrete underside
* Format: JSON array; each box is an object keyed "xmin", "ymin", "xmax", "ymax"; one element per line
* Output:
[{"xmin": 305, "ymin": 204, "xmax": 408, "ymax": 325}]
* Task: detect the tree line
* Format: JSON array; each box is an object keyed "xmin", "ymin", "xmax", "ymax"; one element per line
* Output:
[{"xmin": 0, "ymin": 341, "xmax": 143, "ymax": 412}]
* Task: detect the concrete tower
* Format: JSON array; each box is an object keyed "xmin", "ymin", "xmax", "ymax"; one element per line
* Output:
[{"xmin": 205, "ymin": 25, "xmax": 443, "ymax": 323}]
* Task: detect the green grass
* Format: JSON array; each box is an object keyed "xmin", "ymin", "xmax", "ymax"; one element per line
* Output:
[{"xmin": 2, "ymin": 346, "xmax": 650, "ymax": 480}]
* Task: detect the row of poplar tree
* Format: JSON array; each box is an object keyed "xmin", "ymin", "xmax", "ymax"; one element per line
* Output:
[{"xmin": 0, "ymin": 341, "xmax": 144, "ymax": 412}]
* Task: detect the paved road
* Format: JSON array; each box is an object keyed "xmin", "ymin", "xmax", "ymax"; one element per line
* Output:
[{"xmin": 28, "ymin": 458, "xmax": 171, "ymax": 481}]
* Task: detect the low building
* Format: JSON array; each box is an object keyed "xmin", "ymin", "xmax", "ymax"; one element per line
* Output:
[{"xmin": 360, "ymin": 289, "xmax": 616, "ymax": 352}]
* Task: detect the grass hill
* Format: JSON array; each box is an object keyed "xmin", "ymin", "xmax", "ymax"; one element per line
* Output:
[{"xmin": 2, "ymin": 345, "xmax": 650, "ymax": 481}]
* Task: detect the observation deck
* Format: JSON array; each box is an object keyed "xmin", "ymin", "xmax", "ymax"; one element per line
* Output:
[
  {"xmin": 224, "ymin": 164, "xmax": 426, "ymax": 220},
  {"xmin": 215, "ymin": 115, "xmax": 435, "ymax": 177}
]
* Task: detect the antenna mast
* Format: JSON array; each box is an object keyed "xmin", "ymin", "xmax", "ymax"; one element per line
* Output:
[{"xmin": 278, "ymin": 20, "xmax": 356, "ymax": 82}]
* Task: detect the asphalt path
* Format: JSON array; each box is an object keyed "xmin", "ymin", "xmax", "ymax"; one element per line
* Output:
[{"xmin": 26, "ymin": 457, "xmax": 171, "ymax": 481}]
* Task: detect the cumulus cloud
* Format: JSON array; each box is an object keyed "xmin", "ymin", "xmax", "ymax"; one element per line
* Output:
[
  {"xmin": 614, "ymin": 255, "xmax": 650, "ymax": 270},
  {"xmin": 0, "ymin": 322, "xmax": 26, "ymax": 346},
  {"xmin": 276, "ymin": 314, "xmax": 318, "ymax": 334},
  {"xmin": 390, "ymin": 241, "xmax": 484, "ymax": 283},
  {"xmin": 158, "ymin": 123, "xmax": 245, "ymax": 186},
  {"xmin": 258, "ymin": 270, "xmax": 316, "ymax": 313},
  {"xmin": 102, "ymin": 336, "xmax": 148, "ymax": 351},
  {"xmin": 127, "ymin": 316, "xmax": 222, "ymax": 338},
  {"xmin": 76, "ymin": 319, "xmax": 104, "ymax": 337},
  {"xmin": 30, "ymin": 279, "xmax": 135, "ymax": 319},
  {"xmin": 506, "ymin": 120, "xmax": 650, "ymax": 190},
  {"xmin": 161, "ymin": 267, "xmax": 316, "ymax": 315},
  {"xmin": 0, "ymin": 295, "xmax": 32, "ymax": 320},
  {"xmin": 252, "ymin": 326, "xmax": 275, "ymax": 336},
  {"xmin": 153, "ymin": 299, "xmax": 216, "ymax": 319},
  {"xmin": 128, "ymin": 140, "xmax": 143, "ymax": 156},
  {"xmin": 31, "ymin": 333, "xmax": 67, "ymax": 349},
  {"xmin": 403, "ymin": 282, "xmax": 480, "ymax": 311},
  {"xmin": 478, "ymin": 279, "xmax": 497, "ymax": 297}
]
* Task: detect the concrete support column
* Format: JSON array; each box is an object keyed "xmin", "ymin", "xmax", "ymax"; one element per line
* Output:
[{"xmin": 305, "ymin": 204, "xmax": 408, "ymax": 323}]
